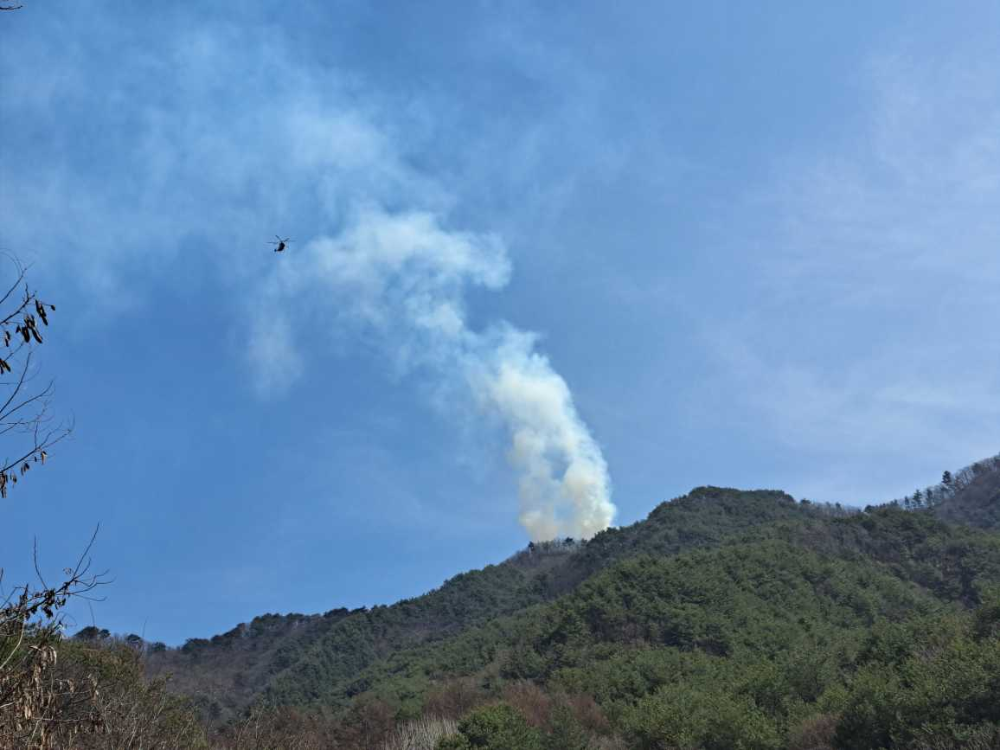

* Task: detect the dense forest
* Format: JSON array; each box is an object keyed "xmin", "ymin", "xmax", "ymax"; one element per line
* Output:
[{"xmin": 6, "ymin": 454, "xmax": 998, "ymax": 749}]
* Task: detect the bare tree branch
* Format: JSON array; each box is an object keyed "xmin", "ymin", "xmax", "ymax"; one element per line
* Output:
[{"xmin": 0, "ymin": 256, "xmax": 69, "ymax": 499}]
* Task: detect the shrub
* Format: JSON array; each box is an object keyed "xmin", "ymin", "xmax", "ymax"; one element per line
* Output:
[{"xmin": 436, "ymin": 703, "xmax": 543, "ymax": 750}]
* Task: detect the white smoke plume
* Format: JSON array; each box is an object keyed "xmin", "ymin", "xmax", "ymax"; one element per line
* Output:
[
  {"xmin": 259, "ymin": 204, "xmax": 615, "ymax": 540},
  {"xmin": 0, "ymin": 7, "xmax": 611, "ymax": 538},
  {"xmin": 470, "ymin": 329, "xmax": 615, "ymax": 540}
]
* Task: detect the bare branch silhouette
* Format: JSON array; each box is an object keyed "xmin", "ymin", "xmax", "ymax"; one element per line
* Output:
[{"xmin": 0, "ymin": 256, "xmax": 70, "ymax": 500}]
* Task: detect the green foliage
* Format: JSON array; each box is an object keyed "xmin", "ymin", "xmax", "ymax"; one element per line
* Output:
[
  {"xmin": 973, "ymin": 585, "xmax": 1000, "ymax": 639},
  {"xmin": 74, "ymin": 625, "xmax": 111, "ymax": 641},
  {"xmin": 436, "ymin": 703, "xmax": 543, "ymax": 750},
  {"xmin": 546, "ymin": 704, "xmax": 591, "ymax": 750},
  {"xmin": 259, "ymin": 562, "xmax": 552, "ymax": 709},
  {"xmin": 621, "ymin": 686, "xmax": 782, "ymax": 750},
  {"xmin": 835, "ymin": 606, "xmax": 1000, "ymax": 749},
  {"xmin": 437, "ymin": 735, "xmax": 473, "ymax": 750},
  {"xmin": 141, "ymin": 482, "xmax": 1000, "ymax": 748}
]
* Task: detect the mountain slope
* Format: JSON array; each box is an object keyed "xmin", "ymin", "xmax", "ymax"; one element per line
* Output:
[
  {"xmin": 932, "ymin": 455, "xmax": 1000, "ymax": 530},
  {"xmin": 147, "ymin": 553, "xmax": 559, "ymax": 722},
  {"xmin": 278, "ymin": 506, "xmax": 1000, "ymax": 714},
  {"xmin": 146, "ymin": 488, "xmax": 817, "ymax": 720},
  {"xmin": 143, "ymin": 468, "xmax": 1000, "ymax": 747}
]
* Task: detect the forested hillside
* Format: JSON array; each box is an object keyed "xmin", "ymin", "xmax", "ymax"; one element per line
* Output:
[
  {"xmin": 144, "ymin": 488, "xmax": 818, "ymax": 719},
  {"xmin": 98, "ymin": 455, "xmax": 1000, "ymax": 748},
  {"xmin": 930, "ymin": 455, "xmax": 1000, "ymax": 530}
]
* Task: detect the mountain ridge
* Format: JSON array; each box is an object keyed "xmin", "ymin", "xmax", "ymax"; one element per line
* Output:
[
  {"xmin": 145, "ymin": 486, "xmax": 820, "ymax": 720},
  {"xmin": 131, "ymin": 454, "xmax": 1000, "ymax": 747}
]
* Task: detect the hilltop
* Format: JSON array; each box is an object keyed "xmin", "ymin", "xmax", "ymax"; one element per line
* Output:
[
  {"xmin": 125, "ymin": 455, "xmax": 1000, "ymax": 747},
  {"xmin": 144, "ymin": 488, "xmax": 818, "ymax": 719}
]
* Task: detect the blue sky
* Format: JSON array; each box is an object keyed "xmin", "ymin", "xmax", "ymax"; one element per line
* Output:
[{"xmin": 2, "ymin": 1, "xmax": 998, "ymax": 645}]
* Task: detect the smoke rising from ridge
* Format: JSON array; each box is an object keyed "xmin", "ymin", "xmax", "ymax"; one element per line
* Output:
[
  {"xmin": 257, "ymin": 205, "xmax": 615, "ymax": 540},
  {"xmin": 0, "ymin": 4, "xmax": 614, "ymax": 541}
]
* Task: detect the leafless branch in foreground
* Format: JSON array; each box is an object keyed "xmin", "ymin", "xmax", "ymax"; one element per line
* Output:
[
  {"xmin": 0, "ymin": 255, "xmax": 70, "ymax": 500},
  {"xmin": 0, "ymin": 528, "xmax": 111, "ymax": 748}
]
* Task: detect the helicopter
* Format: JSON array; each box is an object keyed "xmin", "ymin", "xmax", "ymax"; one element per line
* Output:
[{"xmin": 269, "ymin": 235, "xmax": 291, "ymax": 253}]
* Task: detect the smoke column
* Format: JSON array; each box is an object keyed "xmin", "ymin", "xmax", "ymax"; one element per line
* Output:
[
  {"xmin": 258, "ymin": 204, "xmax": 615, "ymax": 540},
  {"xmin": 469, "ymin": 329, "xmax": 614, "ymax": 540}
]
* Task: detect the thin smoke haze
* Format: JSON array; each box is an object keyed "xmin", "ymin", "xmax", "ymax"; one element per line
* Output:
[{"xmin": 256, "ymin": 205, "xmax": 615, "ymax": 540}]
